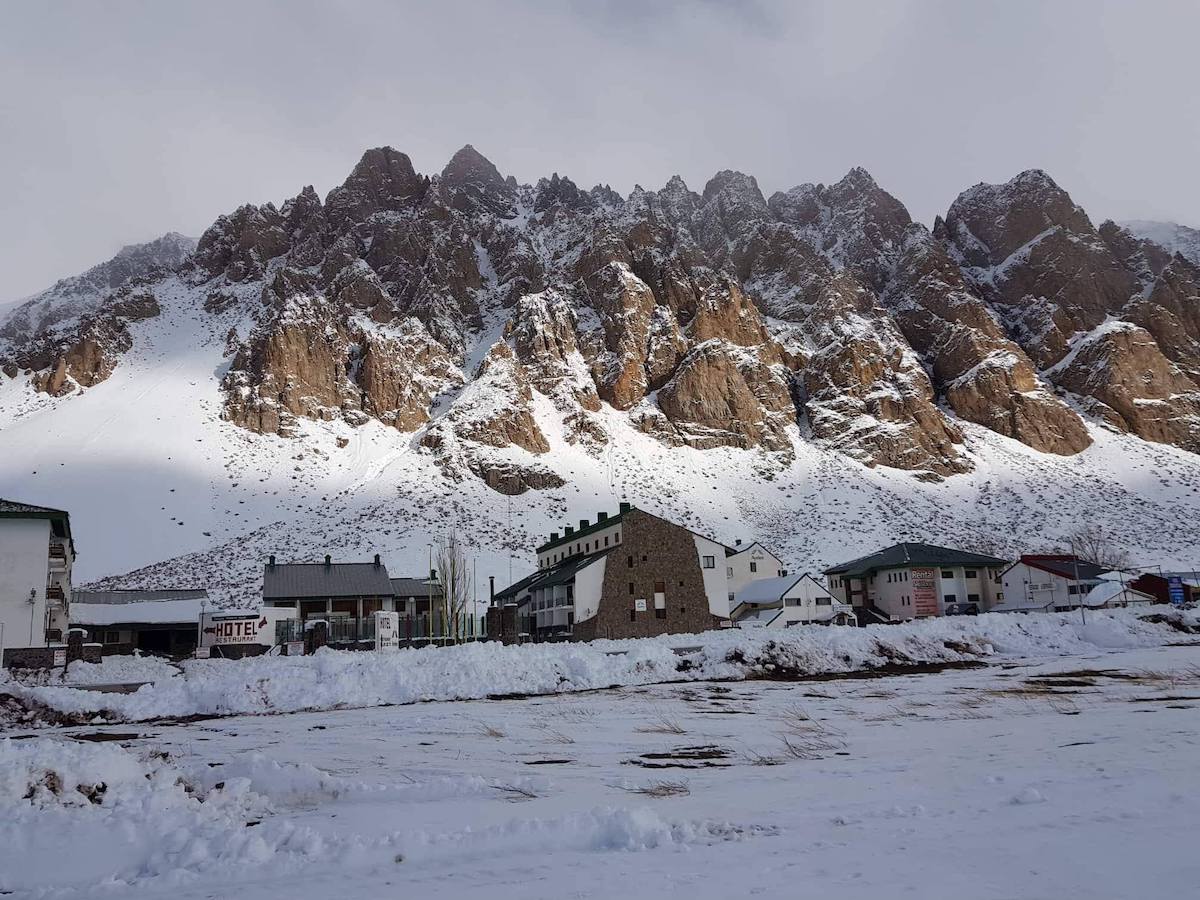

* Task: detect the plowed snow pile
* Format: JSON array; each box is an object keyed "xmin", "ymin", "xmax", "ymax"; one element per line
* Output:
[{"xmin": 3, "ymin": 609, "xmax": 1194, "ymax": 725}]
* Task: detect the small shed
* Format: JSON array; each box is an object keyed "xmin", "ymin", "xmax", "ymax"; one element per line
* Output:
[{"xmin": 70, "ymin": 589, "xmax": 208, "ymax": 656}]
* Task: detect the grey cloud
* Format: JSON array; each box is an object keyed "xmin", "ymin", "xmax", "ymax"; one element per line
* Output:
[{"xmin": 2, "ymin": 0, "xmax": 1198, "ymax": 299}]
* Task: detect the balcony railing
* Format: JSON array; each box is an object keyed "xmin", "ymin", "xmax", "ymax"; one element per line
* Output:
[
  {"xmin": 45, "ymin": 585, "xmax": 65, "ymax": 601},
  {"xmin": 48, "ymin": 543, "xmax": 68, "ymax": 560}
]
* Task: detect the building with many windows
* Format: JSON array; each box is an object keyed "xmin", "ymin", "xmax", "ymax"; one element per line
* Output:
[
  {"xmin": 825, "ymin": 543, "xmax": 1008, "ymax": 623},
  {"xmin": 497, "ymin": 506, "xmax": 777, "ymax": 641},
  {"xmin": 0, "ymin": 499, "xmax": 75, "ymax": 661},
  {"xmin": 997, "ymin": 555, "xmax": 1110, "ymax": 612}
]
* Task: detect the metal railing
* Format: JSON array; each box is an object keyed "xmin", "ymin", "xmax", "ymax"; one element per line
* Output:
[{"xmin": 275, "ymin": 614, "xmax": 487, "ymax": 646}]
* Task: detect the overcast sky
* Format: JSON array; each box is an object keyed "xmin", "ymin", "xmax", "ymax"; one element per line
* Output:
[{"xmin": 3, "ymin": 0, "xmax": 1198, "ymax": 300}]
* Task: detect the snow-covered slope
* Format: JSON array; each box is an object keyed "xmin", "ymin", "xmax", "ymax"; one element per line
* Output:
[
  {"xmin": 2, "ymin": 151, "xmax": 1200, "ymax": 605},
  {"xmin": 1121, "ymin": 219, "xmax": 1200, "ymax": 266}
]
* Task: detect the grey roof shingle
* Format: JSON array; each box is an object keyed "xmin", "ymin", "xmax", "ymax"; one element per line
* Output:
[
  {"xmin": 390, "ymin": 577, "xmax": 443, "ymax": 599},
  {"xmin": 72, "ymin": 589, "xmax": 209, "ymax": 605},
  {"xmin": 825, "ymin": 543, "xmax": 1008, "ymax": 577},
  {"xmin": 0, "ymin": 498, "xmax": 69, "ymax": 515},
  {"xmin": 263, "ymin": 562, "xmax": 394, "ymax": 600}
]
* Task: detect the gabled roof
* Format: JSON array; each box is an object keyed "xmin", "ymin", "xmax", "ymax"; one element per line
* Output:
[
  {"xmin": 825, "ymin": 543, "xmax": 1007, "ymax": 577},
  {"xmin": 71, "ymin": 597, "xmax": 205, "ymax": 626},
  {"xmin": 725, "ymin": 541, "xmax": 780, "ymax": 560},
  {"xmin": 1016, "ymin": 555, "xmax": 1107, "ymax": 582},
  {"xmin": 0, "ymin": 498, "xmax": 74, "ymax": 548},
  {"xmin": 263, "ymin": 561, "xmax": 394, "ymax": 599},
  {"xmin": 73, "ymin": 589, "xmax": 208, "ymax": 605},
  {"xmin": 734, "ymin": 574, "xmax": 804, "ymax": 605},
  {"xmin": 390, "ymin": 577, "xmax": 443, "ymax": 599},
  {"xmin": 495, "ymin": 549, "xmax": 611, "ymax": 604}
]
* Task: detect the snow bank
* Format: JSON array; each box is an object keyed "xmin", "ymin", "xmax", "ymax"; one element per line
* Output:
[
  {"xmin": 3, "ymin": 610, "xmax": 1193, "ymax": 725},
  {"xmin": 0, "ymin": 737, "xmax": 771, "ymax": 894}
]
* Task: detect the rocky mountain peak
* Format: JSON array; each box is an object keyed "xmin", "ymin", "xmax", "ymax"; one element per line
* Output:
[
  {"xmin": 438, "ymin": 144, "xmax": 516, "ymax": 217},
  {"xmin": 324, "ymin": 147, "xmax": 429, "ymax": 227}
]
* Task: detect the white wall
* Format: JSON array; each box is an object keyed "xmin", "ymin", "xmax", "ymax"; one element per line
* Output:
[
  {"xmin": 727, "ymin": 543, "xmax": 784, "ymax": 596},
  {"xmin": 538, "ymin": 522, "xmax": 623, "ymax": 567},
  {"xmin": 694, "ymin": 534, "xmax": 731, "ymax": 618},
  {"xmin": 0, "ymin": 518, "xmax": 51, "ymax": 650},
  {"xmin": 572, "ymin": 555, "xmax": 608, "ymax": 624}
]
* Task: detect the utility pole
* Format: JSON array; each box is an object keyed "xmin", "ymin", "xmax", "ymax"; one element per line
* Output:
[{"xmin": 1072, "ymin": 555, "xmax": 1085, "ymax": 626}]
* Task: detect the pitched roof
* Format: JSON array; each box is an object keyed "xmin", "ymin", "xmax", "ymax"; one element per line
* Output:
[
  {"xmin": 390, "ymin": 577, "xmax": 443, "ymax": 599},
  {"xmin": 73, "ymin": 589, "xmax": 208, "ymax": 605},
  {"xmin": 0, "ymin": 498, "xmax": 74, "ymax": 547},
  {"xmin": 263, "ymin": 561, "xmax": 394, "ymax": 599},
  {"xmin": 537, "ymin": 507, "xmax": 629, "ymax": 554},
  {"xmin": 734, "ymin": 574, "xmax": 804, "ymax": 605},
  {"xmin": 494, "ymin": 549, "xmax": 611, "ymax": 603},
  {"xmin": 825, "ymin": 543, "xmax": 1008, "ymax": 577},
  {"xmin": 1018, "ymin": 555, "xmax": 1107, "ymax": 582},
  {"xmin": 71, "ymin": 597, "xmax": 204, "ymax": 626}
]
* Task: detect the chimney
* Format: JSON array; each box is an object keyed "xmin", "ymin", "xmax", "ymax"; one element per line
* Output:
[
  {"xmin": 373, "ymin": 553, "xmax": 381, "ymax": 567},
  {"xmin": 324, "ymin": 554, "xmax": 332, "ymax": 568},
  {"xmin": 565, "ymin": 526, "xmax": 574, "ymax": 536},
  {"xmin": 268, "ymin": 554, "xmax": 276, "ymax": 568},
  {"xmin": 549, "ymin": 531, "xmax": 559, "ymax": 542},
  {"xmin": 489, "ymin": 576, "xmax": 495, "ymax": 605},
  {"xmin": 619, "ymin": 501, "xmax": 631, "ymax": 513},
  {"xmin": 429, "ymin": 568, "xmax": 438, "ymax": 581},
  {"xmin": 579, "ymin": 518, "xmax": 588, "ymax": 529},
  {"xmin": 597, "ymin": 511, "xmax": 608, "ymax": 522}
]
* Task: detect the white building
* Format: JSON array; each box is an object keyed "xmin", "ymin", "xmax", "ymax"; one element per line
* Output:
[
  {"xmin": 998, "ymin": 555, "xmax": 1108, "ymax": 613},
  {"xmin": 825, "ymin": 542, "xmax": 1008, "ymax": 623},
  {"xmin": 503, "ymin": 506, "xmax": 780, "ymax": 640},
  {"xmin": 992, "ymin": 567, "xmax": 1155, "ymax": 613},
  {"xmin": 0, "ymin": 499, "xmax": 75, "ymax": 658},
  {"xmin": 732, "ymin": 573, "xmax": 857, "ymax": 628},
  {"xmin": 726, "ymin": 541, "xmax": 787, "ymax": 598}
]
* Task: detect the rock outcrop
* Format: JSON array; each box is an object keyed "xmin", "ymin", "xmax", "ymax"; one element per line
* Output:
[{"xmin": 10, "ymin": 145, "xmax": 1200, "ymax": 493}]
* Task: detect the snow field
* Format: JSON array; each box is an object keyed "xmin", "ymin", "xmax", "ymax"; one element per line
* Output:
[
  {"xmin": 3, "ymin": 608, "xmax": 1194, "ymax": 724},
  {"xmin": 4, "ymin": 639, "xmax": 1200, "ymax": 899}
]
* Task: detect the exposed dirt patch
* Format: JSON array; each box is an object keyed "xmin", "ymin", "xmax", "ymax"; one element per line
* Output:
[{"xmin": 628, "ymin": 744, "xmax": 732, "ymax": 769}]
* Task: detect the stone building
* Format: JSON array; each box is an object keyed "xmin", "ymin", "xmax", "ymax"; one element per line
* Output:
[{"xmin": 496, "ymin": 506, "xmax": 774, "ymax": 641}]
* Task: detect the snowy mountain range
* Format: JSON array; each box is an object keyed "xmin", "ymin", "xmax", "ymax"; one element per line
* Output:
[{"xmin": 2, "ymin": 146, "xmax": 1199, "ymax": 605}]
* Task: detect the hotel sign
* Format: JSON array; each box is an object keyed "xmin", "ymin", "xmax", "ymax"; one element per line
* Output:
[{"xmin": 911, "ymin": 567, "xmax": 939, "ymax": 616}]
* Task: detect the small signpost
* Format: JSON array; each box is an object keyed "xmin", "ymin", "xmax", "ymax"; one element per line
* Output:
[
  {"xmin": 52, "ymin": 648, "xmax": 66, "ymax": 668},
  {"xmin": 375, "ymin": 610, "xmax": 400, "ymax": 650},
  {"xmin": 634, "ymin": 598, "xmax": 647, "ymax": 612}
]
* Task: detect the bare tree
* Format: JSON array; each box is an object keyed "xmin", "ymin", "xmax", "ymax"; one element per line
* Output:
[
  {"xmin": 435, "ymin": 530, "xmax": 473, "ymax": 641},
  {"xmin": 1064, "ymin": 524, "xmax": 1131, "ymax": 571}
]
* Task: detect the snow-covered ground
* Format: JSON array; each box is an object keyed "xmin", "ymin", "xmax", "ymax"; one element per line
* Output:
[
  {"xmin": 3, "ymin": 633, "xmax": 1198, "ymax": 899},
  {"xmin": 3, "ymin": 609, "xmax": 1193, "ymax": 724}
]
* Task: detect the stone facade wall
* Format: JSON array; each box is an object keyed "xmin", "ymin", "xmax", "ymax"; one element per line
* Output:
[{"xmin": 573, "ymin": 509, "xmax": 720, "ymax": 641}]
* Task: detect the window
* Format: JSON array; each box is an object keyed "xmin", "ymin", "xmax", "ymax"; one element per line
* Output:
[
  {"xmin": 586, "ymin": 542, "xmax": 590, "ymax": 552},
  {"xmin": 750, "ymin": 561, "xmax": 758, "ymax": 573},
  {"xmin": 964, "ymin": 570, "xmax": 977, "ymax": 579},
  {"xmin": 1068, "ymin": 585, "xmax": 1078, "ymax": 595},
  {"xmin": 629, "ymin": 610, "xmax": 637, "ymax": 622},
  {"xmin": 941, "ymin": 570, "xmax": 953, "ymax": 579},
  {"xmin": 629, "ymin": 582, "xmax": 635, "ymax": 595},
  {"xmin": 104, "ymin": 630, "xmax": 120, "ymax": 644},
  {"xmin": 654, "ymin": 581, "xmax": 666, "ymax": 594},
  {"xmin": 627, "ymin": 555, "xmax": 634, "ymax": 569},
  {"xmin": 655, "ymin": 608, "xmax": 666, "ymax": 619},
  {"xmin": 702, "ymin": 556, "xmax": 715, "ymax": 569},
  {"xmin": 642, "ymin": 554, "xmax": 648, "ymax": 562},
  {"xmin": 678, "ymin": 580, "xmax": 684, "ymax": 587},
  {"xmin": 727, "ymin": 566, "xmax": 733, "ymax": 577},
  {"xmin": 604, "ymin": 536, "xmax": 609, "ymax": 547},
  {"xmin": 967, "ymin": 593, "xmax": 980, "ymax": 602},
  {"xmin": 816, "ymin": 597, "xmax": 832, "ymax": 606},
  {"xmin": 997, "ymin": 592, "xmax": 1004, "ymax": 601},
  {"xmin": 615, "ymin": 533, "xmax": 620, "ymax": 543},
  {"xmin": 944, "ymin": 593, "xmax": 957, "ymax": 603}
]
